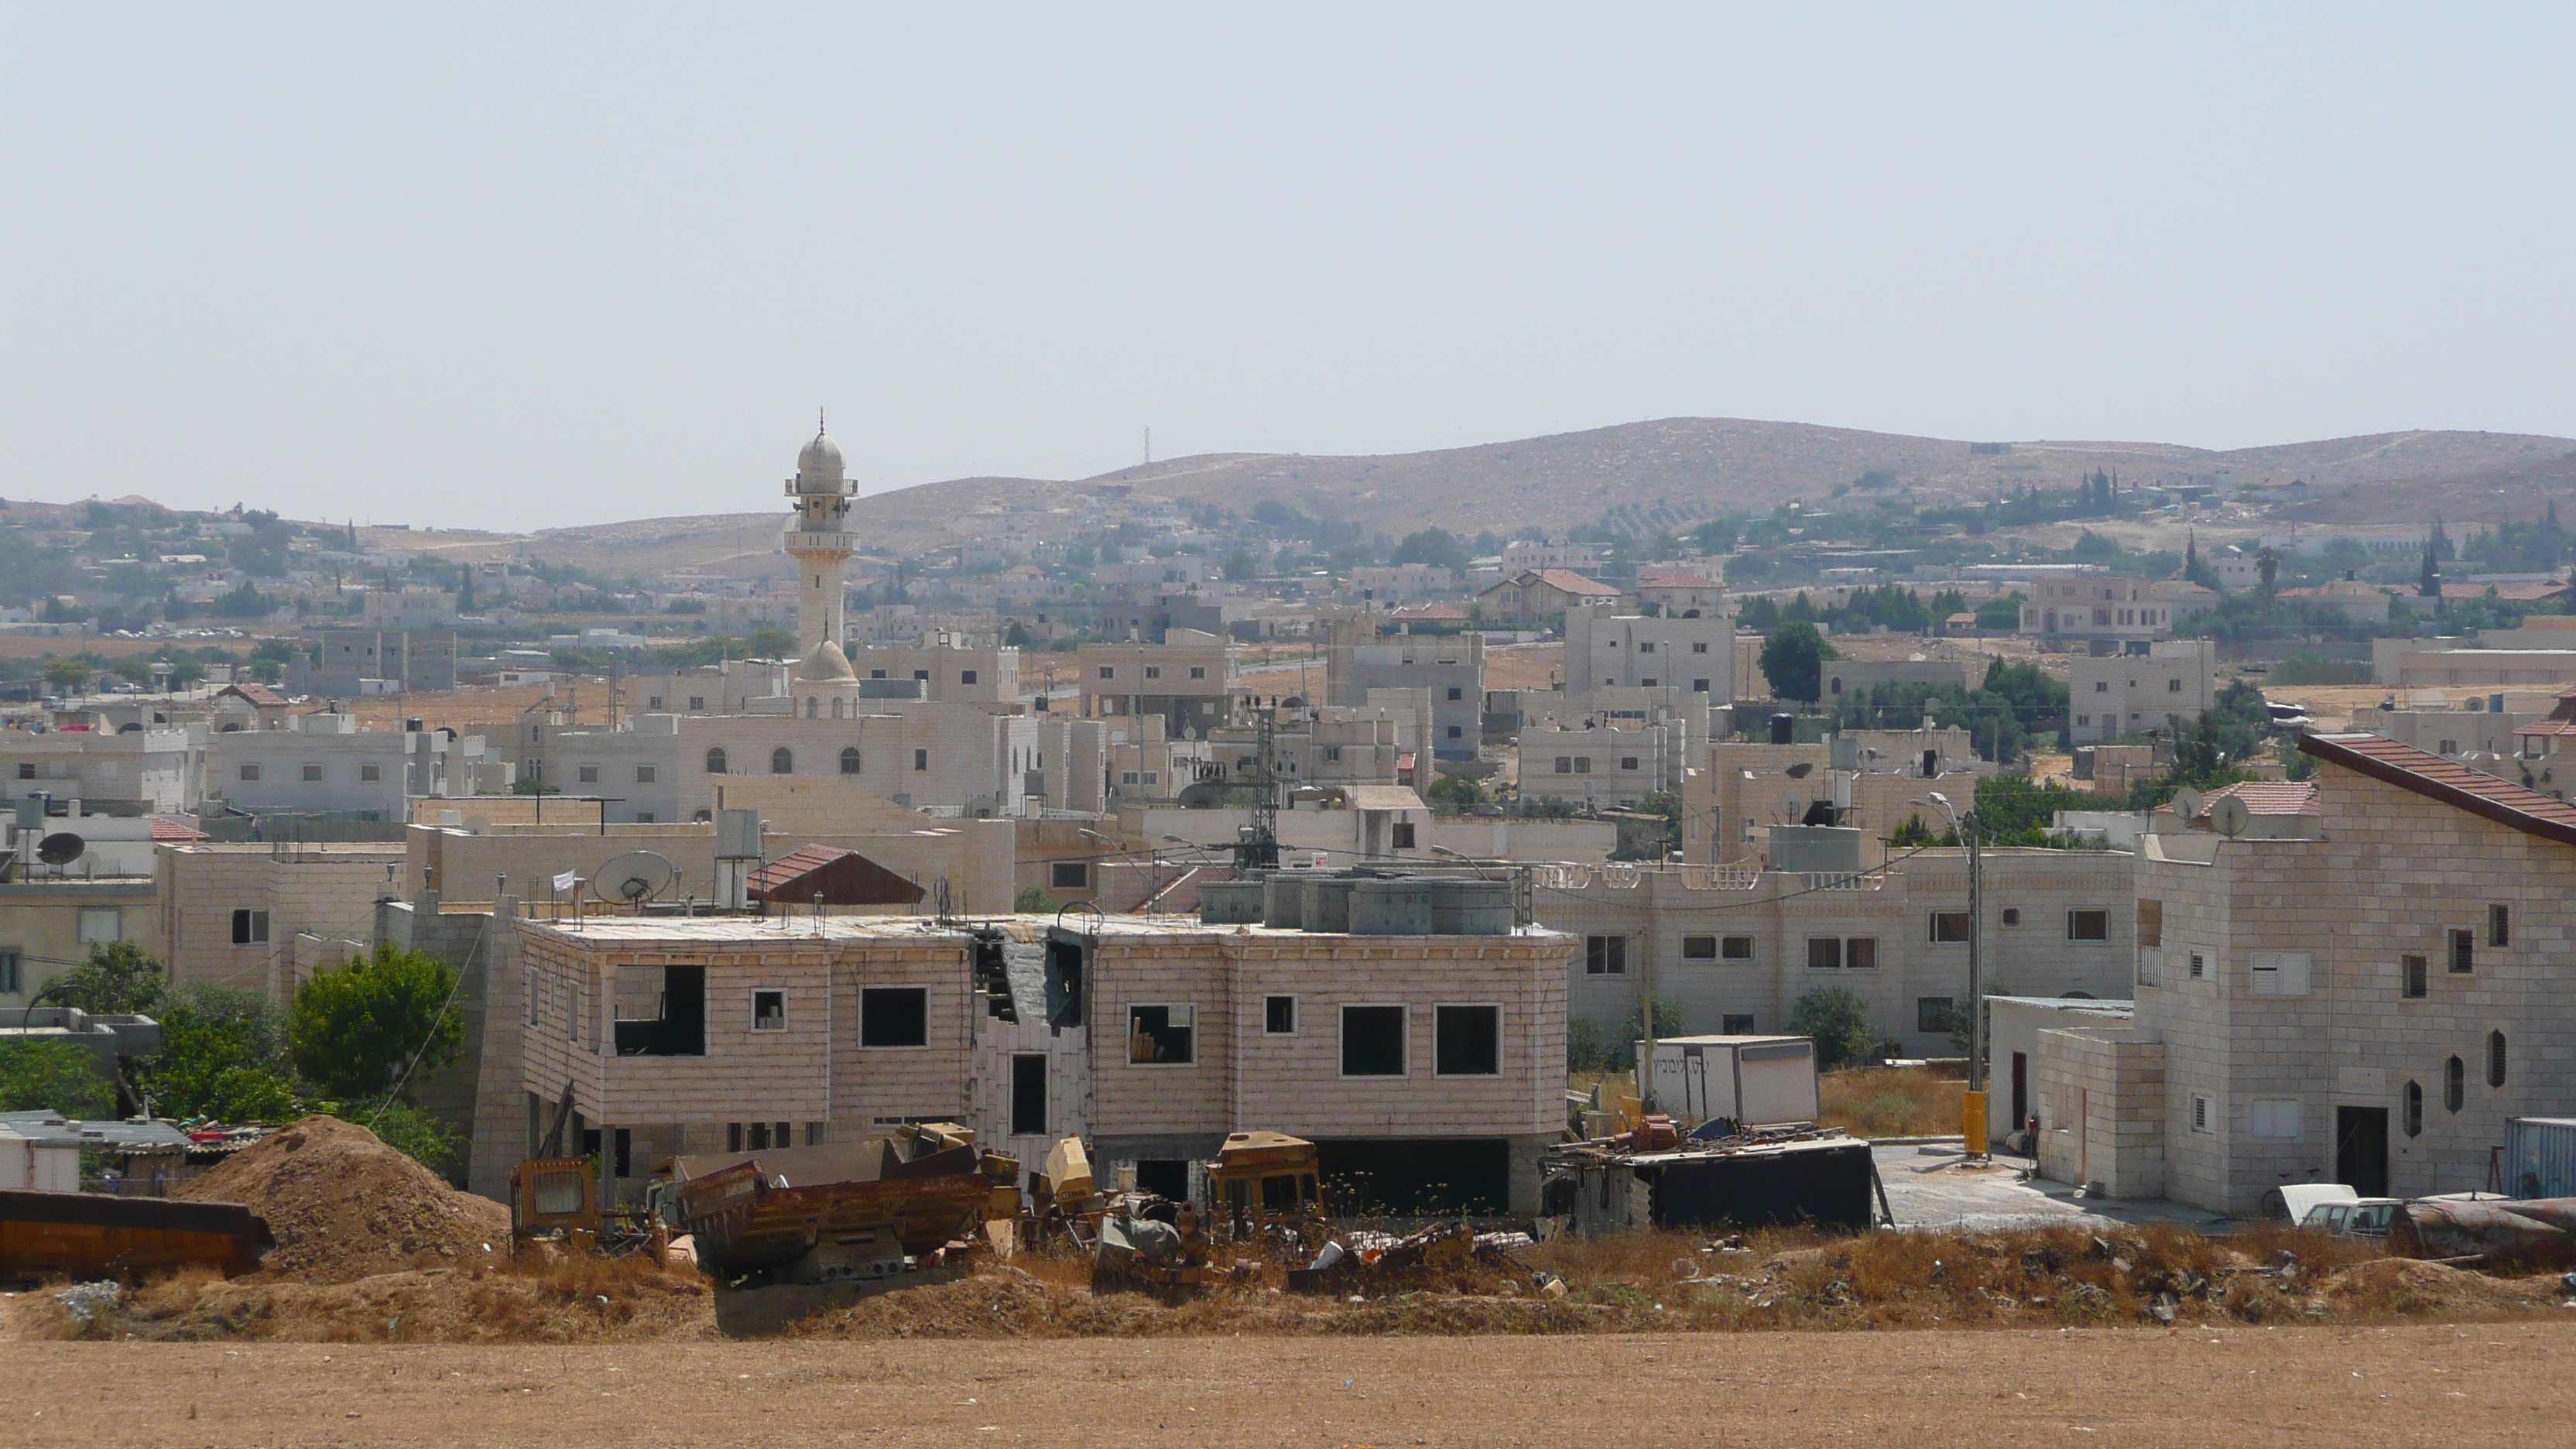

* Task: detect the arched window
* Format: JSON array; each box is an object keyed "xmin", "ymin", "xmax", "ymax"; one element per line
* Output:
[
  {"xmin": 839, "ymin": 747, "xmax": 862, "ymax": 775},
  {"xmin": 704, "ymin": 747, "xmax": 727, "ymax": 775},
  {"xmin": 690, "ymin": 809, "xmax": 712, "ymax": 824},
  {"xmin": 831, "ymin": 696, "xmax": 844, "ymax": 720},
  {"xmin": 770, "ymin": 747, "xmax": 793, "ymax": 775},
  {"xmin": 2445, "ymin": 1055, "xmax": 2465, "ymax": 1112},
  {"xmin": 2488, "ymin": 1030, "xmax": 2508, "ymax": 1088},
  {"xmin": 804, "ymin": 696, "xmax": 818, "ymax": 718},
  {"xmin": 2403, "ymin": 1081, "xmax": 2424, "ymax": 1137}
]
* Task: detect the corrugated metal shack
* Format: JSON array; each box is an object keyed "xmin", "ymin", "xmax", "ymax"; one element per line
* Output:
[{"xmin": 1544, "ymin": 1125, "xmax": 1880, "ymax": 1234}]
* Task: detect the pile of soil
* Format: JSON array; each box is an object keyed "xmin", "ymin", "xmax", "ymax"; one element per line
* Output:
[
  {"xmin": 2321, "ymin": 1258, "xmax": 2567, "ymax": 1319},
  {"xmin": 178, "ymin": 1115, "xmax": 511, "ymax": 1284},
  {"xmin": 82, "ymin": 1257, "xmax": 715, "ymax": 1345}
]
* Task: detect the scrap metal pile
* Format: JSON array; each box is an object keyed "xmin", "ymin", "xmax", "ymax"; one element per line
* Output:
[
  {"xmin": 2390, "ymin": 1196, "xmax": 2576, "ymax": 1268},
  {"xmin": 1543, "ymin": 1120, "xmax": 1885, "ymax": 1235}
]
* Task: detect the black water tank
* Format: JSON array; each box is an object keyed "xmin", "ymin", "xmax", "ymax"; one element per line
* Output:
[{"xmin": 1769, "ymin": 712, "xmax": 1795, "ymax": 745}]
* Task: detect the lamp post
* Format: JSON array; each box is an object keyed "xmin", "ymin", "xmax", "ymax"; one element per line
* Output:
[{"xmin": 1917, "ymin": 790, "xmax": 1986, "ymax": 1157}]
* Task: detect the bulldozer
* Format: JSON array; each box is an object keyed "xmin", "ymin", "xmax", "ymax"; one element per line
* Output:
[{"xmin": 1086, "ymin": 1131, "xmax": 1334, "ymax": 1293}]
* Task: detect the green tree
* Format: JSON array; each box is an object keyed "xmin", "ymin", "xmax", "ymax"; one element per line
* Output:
[
  {"xmin": 1221, "ymin": 550, "xmax": 1259, "ymax": 582},
  {"xmin": 1790, "ymin": 986, "xmax": 1882, "ymax": 1070},
  {"xmin": 743, "ymin": 626, "xmax": 798, "ymax": 658},
  {"xmin": 287, "ymin": 945, "xmax": 461, "ymax": 1105},
  {"xmin": 41, "ymin": 657, "xmax": 88, "ymax": 694},
  {"xmin": 2256, "ymin": 544, "xmax": 2282, "ymax": 595},
  {"xmin": 137, "ymin": 986, "xmax": 306, "ymax": 1122},
  {"xmin": 363, "ymin": 1098, "xmax": 466, "ymax": 1179},
  {"xmin": 1389, "ymin": 529, "xmax": 1468, "ymax": 572},
  {"xmin": 47, "ymin": 940, "xmax": 168, "ymax": 1016},
  {"xmin": 1013, "ymin": 885, "xmax": 1053, "ymax": 913},
  {"xmin": 0, "ymin": 1040, "xmax": 117, "ymax": 1118},
  {"xmin": 1426, "ymin": 772, "xmax": 1486, "ymax": 813},
  {"xmin": 1759, "ymin": 621, "xmax": 1834, "ymax": 703}
]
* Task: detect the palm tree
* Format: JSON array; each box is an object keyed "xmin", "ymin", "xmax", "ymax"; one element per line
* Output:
[{"xmin": 2256, "ymin": 545, "xmax": 2282, "ymax": 595}]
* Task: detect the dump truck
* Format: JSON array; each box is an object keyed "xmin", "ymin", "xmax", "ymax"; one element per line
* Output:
[
  {"xmin": 0, "ymin": 1187, "xmax": 272, "ymax": 1284},
  {"xmin": 663, "ymin": 1134, "xmax": 993, "ymax": 1286}
]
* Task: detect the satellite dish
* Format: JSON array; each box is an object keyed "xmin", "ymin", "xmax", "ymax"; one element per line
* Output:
[
  {"xmin": 2170, "ymin": 787, "xmax": 2203, "ymax": 821},
  {"xmin": 593, "ymin": 851, "xmax": 675, "ymax": 906},
  {"xmin": 2210, "ymin": 795, "xmax": 2252, "ymax": 838},
  {"xmin": 1784, "ymin": 762, "xmax": 1815, "ymax": 779},
  {"xmin": 1778, "ymin": 792, "xmax": 1802, "ymax": 820},
  {"xmin": 36, "ymin": 832, "xmax": 85, "ymax": 866}
]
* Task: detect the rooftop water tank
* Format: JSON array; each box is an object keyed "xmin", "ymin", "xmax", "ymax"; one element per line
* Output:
[
  {"xmin": 1348, "ymin": 879, "xmax": 1435, "ymax": 936},
  {"xmin": 1262, "ymin": 872, "xmax": 1307, "ymax": 929},
  {"xmin": 1428, "ymin": 877, "xmax": 1513, "ymax": 935},
  {"xmin": 1198, "ymin": 880, "xmax": 1267, "ymax": 925},
  {"xmin": 1300, "ymin": 876, "xmax": 1356, "ymax": 933}
]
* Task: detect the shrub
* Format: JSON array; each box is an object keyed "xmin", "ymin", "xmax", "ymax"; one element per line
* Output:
[{"xmin": 1790, "ymin": 986, "xmax": 1882, "ymax": 1070}]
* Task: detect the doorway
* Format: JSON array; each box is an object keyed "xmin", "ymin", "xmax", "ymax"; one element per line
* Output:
[
  {"xmin": 1010, "ymin": 1053, "xmax": 1047, "ymax": 1138},
  {"xmin": 2010, "ymin": 1052, "xmax": 2029, "ymax": 1130},
  {"xmin": 2335, "ymin": 1106, "xmax": 2389, "ymax": 1197}
]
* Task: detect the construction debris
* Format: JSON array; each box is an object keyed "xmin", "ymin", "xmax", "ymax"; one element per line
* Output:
[
  {"xmin": 1543, "ymin": 1123, "xmax": 1880, "ymax": 1235},
  {"xmin": 662, "ymin": 1134, "xmax": 992, "ymax": 1286},
  {"xmin": 2389, "ymin": 1196, "xmax": 2576, "ymax": 1268},
  {"xmin": 1, "ymin": 1189, "xmax": 273, "ymax": 1284}
]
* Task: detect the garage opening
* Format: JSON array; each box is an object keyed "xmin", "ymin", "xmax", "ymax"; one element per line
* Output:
[{"xmin": 1315, "ymin": 1137, "xmax": 1510, "ymax": 1215}]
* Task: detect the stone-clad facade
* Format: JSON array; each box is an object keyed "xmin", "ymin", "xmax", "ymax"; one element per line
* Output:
[
  {"xmin": 505, "ymin": 914, "xmax": 1571, "ymax": 1212},
  {"xmin": 2049, "ymin": 733, "xmax": 2576, "ymax": 1214}
]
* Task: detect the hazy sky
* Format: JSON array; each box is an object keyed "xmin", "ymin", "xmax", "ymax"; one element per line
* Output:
[{"xmin": 6, "ymin": 7, "xmax": 2574, "ymax": 530}]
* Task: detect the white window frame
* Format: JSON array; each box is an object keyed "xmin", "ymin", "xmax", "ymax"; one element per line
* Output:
[
  {"xmin": 1431, "ymin": 1002, "xmax": 1502, "ymax": 1078},
  {"xmin": 1720, "ymin": 934, "xmax": 1756, "ymax": 962},
  {"xmin": 359, "ymin": 763, "xmax": 382, "ymax": 782},
  {"xmin": 231, "ymin": 908, "xmax": 270, "ymax": 946},
  {"xmin": 1125, "ymin": 1001, "xmax": 1197, "ymax": 1067},
  {"xmin": 750, "ymin": 987, "xmax": 789, "ymax": 1032},
  {"xmin": 76, "ymin": 907, "xmax": 121, "ymax": 944},
  {"xmin": 1338, "ymin": 1002, "xmax": 1409, "ymax": 1079},
  {"xmin": 2066, "ymin": 908, "xmax": 2111, "ymax": 943},
  {"xmin": 857, "ymin": 984, "xmax": 933, "ymax": 1050},
  {"xmin": 1680, "ymin": 934, "xmax": 1718, "ymax": 961}
]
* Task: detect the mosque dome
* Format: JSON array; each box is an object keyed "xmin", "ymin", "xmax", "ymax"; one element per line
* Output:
[
  {"xmin": 797, "ymin": 427, "xmax": 844, "ymax": 481},
  {"xmin": 793, "ymin": 638, "xmax": 857, "ymax": 683}
]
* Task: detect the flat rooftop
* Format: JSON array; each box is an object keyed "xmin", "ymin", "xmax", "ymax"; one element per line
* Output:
[{"xmin": 520, "ymin": 912, "xmax": 1567, "ymax": 946}]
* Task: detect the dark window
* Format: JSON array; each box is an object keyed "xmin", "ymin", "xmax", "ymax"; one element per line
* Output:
[
  {"xmin": 1098, "ymin": 666, "xmax": 1115, "ymax": 679},
  {"xmin": 0, "ymin": 949, "xmax": 19, "ymax": 994},
  {"xmin": 961, "ymin": 670, "xmax": 978, "ymax": 685},
  {"xmin": 1692, "ymin": 678, "xmax": 1710, "ymax": 692},
  {"xmin": 614, "ymin": 964, "xmax": 706, "ymax": 1057},
  {"xmin": 1447, "ymin": 724, "xmax": 1463, "ymax": 738},
  {"xmin": 913, "ymin": 748, "xmax": 929, "ymax": 771},
  {"xmin": 2067, "ymin": 909, "xmax": 2110, "ymax": 942},
  {"xmin": 302, "ymin": 763, "xmax": 324, "ymax": 782},
  {"xmin": 1435, "ymin": 1005, "xmax": 1500, "ymax": 1076},
  {"xmin": 1620, "ymin": 756, "xmax": 1639, "ymax": 770},
  {"xmin": 1721, "ymin": 935, "xmax": 1755, "ymax": 961},
  {"xmin": 2137, "ymin": 899, "xmax": 2162, "ymax": 947},
  {"xmin": 2489, "ymin": 904, "xmax": 2511, "ymax": 948},
  {"xmin": 238, "ymin": 763, "xmax": 260, "ymax": 781},
  {"xmin": 1917, "ymin": 997, "xmax": 1956, "ymax": 1034},
  {"xmin": 860, "ymin": 987, "xmax": 928, "ymax": 1048},
  {"xmin": 1050, "ymin": 861, "xmax": 1090, "ymax": 889},
  {"xmin": 913, "ymin": 670, "xmax": 930, "ymax": 681},
  {"xmin": 1846, "ymin": 937, "xmax": 1877, "ymax": 969},
  {"xmin": 1010, "ymin": 1053, "xmax": 1046, "ymax": 1136},
  {"xmin": 2449, "ymin": 929, "xmax": 2475, "ymax": 974},
  {"xmin": 231, "ymin": 909, "xmax": 269, "ymax": 945},
  {"xmin": 770, "ymin": 747, "xmax": 793, "ymax": 774},
  {"xmin": 839, "ymin": 747, "xmax": 862, "ymax": 774},
  {"xmin": 14, "ymin": 763, "xmax": 31, "ymax": 779},
  {"xmin": 1390, "ymin": 822, "xmax": 1416, "ymax": 850},
  {"xmin": 1583, "ymin": 935, "xmax": 1627, "ymax": 975},
  {"xmin": 2403, "ymin": 1081, "xmax": 2424, "ymax": 1137},
  {"xmin": 635, "ymin": 765, "xmax": 655, "ymax": 783},
  {"xmin": 726, "ymin": 1122, "xmax": 743, "ymax": 1153},
  {"xmin": 1341, "ymin": 1005, "xmax": 1406, "ymax": 1076},
  {"xmin": 1555, "ymin": 756, "xmax": 1574, "ymax": 773},
  {"xmin": 752, "ymin": 990, "xmax": 786, "ymax": 1031},
  {"xmin": 1807, "ymin": 937, "xmax": 1842, "ymax": 970},
  {"xmin": 705, "ymin": 746, "xmax": 727, "ymax": 773},
  {"xmin": 1721, "ymin": 1012, "xmax": 1755, "ymax": 1034},
  {"xmin": 577, "ymin": 766, "xmax": 598, "ymax": 783},
  {"xmin": 2189, "ymin": 952, "xmax": 2207, "ymax": 980},
  {"xmin": 2445, "ymin": 1055, "xmax": 2465, "ymax": 1112},
  {"xmin": 1264, "ymin": 995, "xmax": 1296, "ymax": 1034},
  {"xmin": 1930, "ymin": 911, "xmax": 1969, "ymax": 943},
  {"xmin": 361, "ymin": 763, "xmax": 382, "ymax": 782},
  {"xmin": 2489, "ymin": 1030, "xmax": 2508, "ymax": 1089},
  {"xmin": 1128, "ymin": 1004, "xmax": 1194, "ymax": 1064},
  {"xmin": 1447, "ymin": 687, "xmax": 1463, "ymax": 701},
  {"xmin": 2001, "ymin": 907, "xmax": 2021, "ymax": 927},
  {"xmin": 2401, "ymin": 954, "xmax": 2427, "ymax": 999},
  {"xmin": 1681, "ymin": 934, "xmax": 1718, "ymax": 961}
]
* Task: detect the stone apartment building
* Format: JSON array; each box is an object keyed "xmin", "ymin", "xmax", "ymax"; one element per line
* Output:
[
  {"xmin": 0, "ymin": 726, "xmax": 200, "ymax": 815},
  {"xmin": 538, "ymin": 704, "xmax": 1044, "ymax": 821},
  {"xmin": 2018, "ymin": 576, "xmax": 2175, "ymax": 647},
  {"xmin": 153, "ymin": 841, "xmax": 406, "ymax": 1001},
  {"xmin": 492, "ymin": 911, "xmax": 1571, "ymax": 1212},
  {"xmin": 1324, "ymin": 621, "xmax": 1484, "ymax": 759},
  {"xmin": 1519, "ymin": 719, "xmax": 1684, "ymax": 810},
  {"xmin": 2030, "ymin": 733, "xmax": 2576, "ymax": 1213},
  {"xmin": 1536, "ymin": 847, "xmax": 2136, "ymax": 1058},
  {"xmin": 1076, "ymin": 632, "xmax": 1244, "ymax": 738},
  {"xmin": 1683, "ymin": 731, "xmax": 1987, "ymax": 865},
  {"xmin": 1563, "ymin": 605, "xmax": 1735, "ymax": 706},
  {"xmin": 845, "ymin": 638, "xmax": 1020, "ymax": 707},
  {"xmin": 0, "ymin": 874, "xmax": 162, "ymax": 1011},
  {"xmin": 2067, "ymin": 639, "xmax": 2216, "ymax": 745}
]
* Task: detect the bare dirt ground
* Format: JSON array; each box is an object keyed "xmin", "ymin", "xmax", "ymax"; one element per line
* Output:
[{"xmin": 6, "ymin": 1317, "xmax": 2571, "ymax": 1447}]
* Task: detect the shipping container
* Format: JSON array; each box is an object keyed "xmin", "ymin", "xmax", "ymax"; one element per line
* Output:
[
  {"xmin": 1639, "ymin": 1034, "xmax": 1820, "ymax": 1129},
  {"xmin": 2503, "ymin": 1118, "xmax": 2576, "ymax": 1200}
]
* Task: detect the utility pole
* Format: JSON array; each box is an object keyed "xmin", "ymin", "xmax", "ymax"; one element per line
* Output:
[{"xmin": 1919, "ymin": 790, "xmax": 1987, "ymax": 1156}]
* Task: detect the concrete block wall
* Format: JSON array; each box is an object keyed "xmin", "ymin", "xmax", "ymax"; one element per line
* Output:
[{"xmin": 2030, "ymin": 1026, "xmax": 2165, "ymax": 1198}]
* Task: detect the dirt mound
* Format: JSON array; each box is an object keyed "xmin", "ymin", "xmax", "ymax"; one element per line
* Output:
[
  {"xmin": 48, "ymin": 1255, "xmax": 714, "ymax": 1345},
  {"xmin": 2321, "ymin": 1258, "xmax": 2567, "ymax": 1320},
  {"xmin": 177, "ymin": 1115, "xmax": 511, "ymax": 1284}
]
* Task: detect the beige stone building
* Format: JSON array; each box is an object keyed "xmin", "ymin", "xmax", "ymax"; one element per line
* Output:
[
  {"xmin": 495, "ymin": 911, "xmax": 1571, "ymax": 1212},
  {"xmin": 152, "ymin": 841, "xmax": 405, "ymax": 999},
  {"xmin": 1534, "ymin": 848, "xmax": 2135, "ymax": 1057},
  {"xmin": 2030, "ymin": 733, "xmax": 2576, "ymax": 1212},
  {"xmin": 0, "ymin": 875, "xmax": 161, "ymax": 1009},
  {"xmin": 1075, "ymin": 632, "xmax": 1244, "ymax": 738}
]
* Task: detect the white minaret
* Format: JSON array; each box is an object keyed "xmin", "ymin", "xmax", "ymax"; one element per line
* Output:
[{"xmin": 783, "ymin": 414, "xmax": 858, "ymax": 681}]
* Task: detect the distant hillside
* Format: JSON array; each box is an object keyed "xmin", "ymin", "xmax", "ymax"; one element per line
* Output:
[{"xmin": 366, "ymin": 417, "xmax": 2576, "ymax": 576}]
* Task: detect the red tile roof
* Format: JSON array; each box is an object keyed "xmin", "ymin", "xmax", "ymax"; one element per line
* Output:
[
  {"xmin": 149, "ymin": 816, "xmax": 210, "ymax": 842},
  {"xmin": 1526, "ymin": 569, "xmax": 1622, "ymax": 596},
  {"xmin": 2300, "ymin": 732, "xmax": 2576, "ymax": 846},
  {"xmin": 1637, "ymin": 570, "xmax": 1721, "ymax": 589},
  {"xmin": 745, "ymin": 845, "xmax": 848, "ymax": 896},
  {"xmin": 218, "ymin": 683, "xmax": 288, "ymax": 707},
  {"xmin": 2197, "ymin": 780, "xmax": 2321, "ymax": 817}
]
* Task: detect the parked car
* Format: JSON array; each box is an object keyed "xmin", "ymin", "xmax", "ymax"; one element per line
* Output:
[
  {"xmin": 2301, "ymin": 1197, "xmax": 2403, "ymax": 1238},
  {"xmin": 2261, "ymin": 1182, "xmax": 2357, "ymax": 1223}
]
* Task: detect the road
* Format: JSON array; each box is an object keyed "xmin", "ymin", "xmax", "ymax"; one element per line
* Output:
[{"xmin": 7, "ymin": 1320, "xmax": 2567, "ymax": 1447}]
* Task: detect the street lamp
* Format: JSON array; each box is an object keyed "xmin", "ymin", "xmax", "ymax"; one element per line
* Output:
[{"xmin": 1915, "ymin": 790, "xmax": 1987, "ymax": 1158}]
